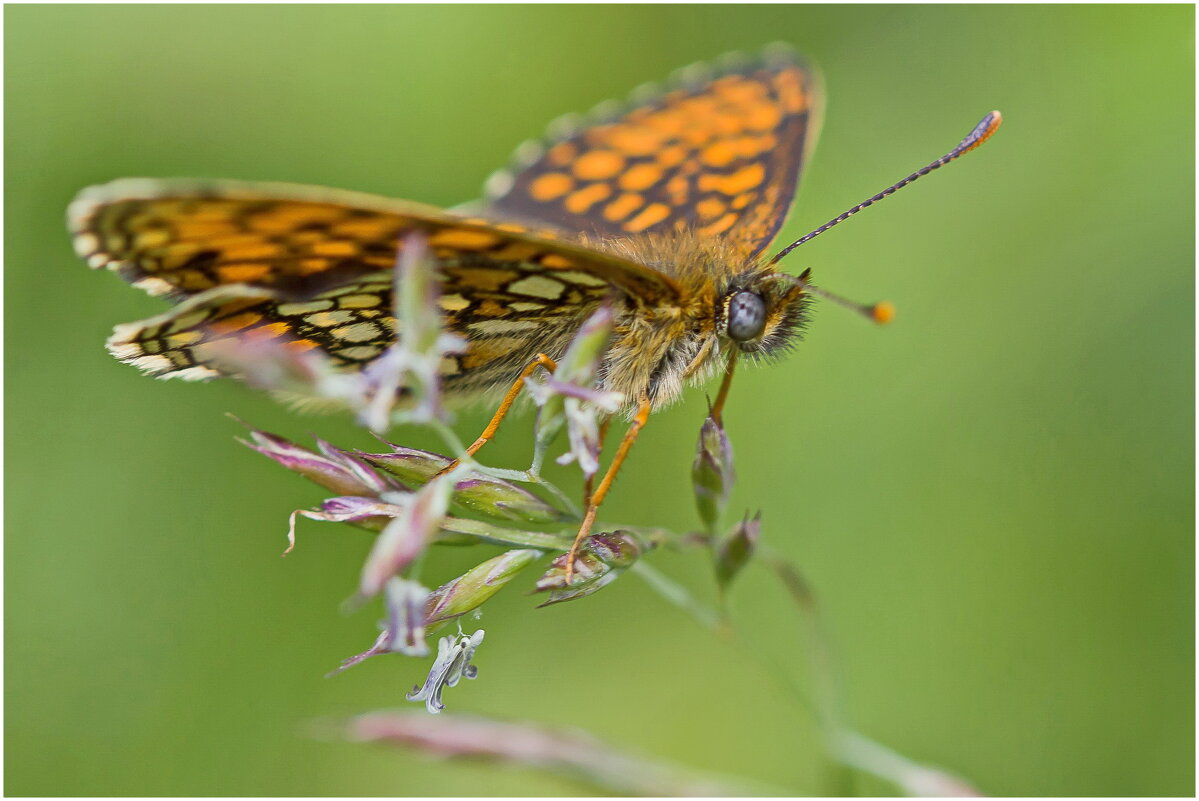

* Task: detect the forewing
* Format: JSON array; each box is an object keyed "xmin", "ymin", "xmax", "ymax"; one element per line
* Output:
[
  {"xmin": 484, "ymin": 46, "xmax": 820, "ymax": 260},
  {"xmin": 69, "ymin": 178, "xmax": 679, "ymax": 302}
]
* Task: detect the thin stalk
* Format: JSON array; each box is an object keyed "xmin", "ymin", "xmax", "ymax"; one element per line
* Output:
[{"xmin": 629, "ymin": 562, "xmax": 724, "ymax": 630}]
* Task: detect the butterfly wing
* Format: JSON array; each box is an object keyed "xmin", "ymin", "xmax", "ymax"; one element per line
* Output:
[
  {"xmin": 483, "ymin": 46, "xmax": 820, "ymax": 261},
  {"xmin": 70, "ymin": 179, "xmax": 681, "ymax": 391}
]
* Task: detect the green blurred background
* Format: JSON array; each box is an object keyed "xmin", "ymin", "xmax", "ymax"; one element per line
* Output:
[{"xmin": 6, "ymin": 4, "xmax": 1193, "ymax": 796}]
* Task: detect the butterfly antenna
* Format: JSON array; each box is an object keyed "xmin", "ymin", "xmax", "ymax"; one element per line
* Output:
[
  {"xmin": 767, "ymin": 110, "xmax": 1002, "ymax": 268},
  {"xmin": 790, "ymin": 272, "xmax": 896, "ymax": 325}
]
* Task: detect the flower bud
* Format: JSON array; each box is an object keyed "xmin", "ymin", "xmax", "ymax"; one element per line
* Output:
[
  {"xmin": 425, "ymin": 549, "xmax": 544, "ymax": 625},
  {"xmin": 534, "ymin": 530, "xmax": 648, "ymax": 606},
  {"xmin": 691, "ymin": 415, "xmax": 734, "ymax": 533},
  {"xmin": 360, "ymin": 448, "xmax": 565, "ymax": 524},
  {"xmin": 714, "ymin": 512, "xmax": 760, "ymax": 593},
  {"xmin": 241, "ymin": 427, "xmax": 401, "ymax": 497}
]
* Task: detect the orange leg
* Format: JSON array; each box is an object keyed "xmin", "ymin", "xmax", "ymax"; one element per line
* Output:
[
  {"xmin": 565, "ymin": 394, "xmax": 652, "ymax": 581},
  {"xmin": 435, "ymin": 353, "xmax": 558, "ymax": 477}
]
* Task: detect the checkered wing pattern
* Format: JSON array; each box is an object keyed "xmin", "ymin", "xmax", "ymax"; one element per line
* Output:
[{"xmin": 484, "ymin": 48, "xmax": 820, "ymax": 261}]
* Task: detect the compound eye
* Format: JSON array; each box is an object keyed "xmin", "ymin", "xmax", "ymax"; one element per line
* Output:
[{"xmin": 726, "ymin": 291, "xmax": 767, "ymax": 342}]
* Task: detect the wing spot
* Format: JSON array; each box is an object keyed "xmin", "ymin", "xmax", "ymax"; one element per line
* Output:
[
  {"xmin": 166, "ymin": 331, "xmax": 203, "ymax": 346},
  {"xmin": 665, "ymin": 176, "xmax": 690, "ymax": 206},
  {"xmin": 215, "ymin": 312, "xmax": 262, "ymax": 332},
  {"xmin": 168, "ymin": 310, "xmax": 210, "ymax": 331},
  {"xmin": 175, "ymin": 220, "xmax": 240, "ymax": 239},
  {"xmin": 547, "ymin": 142, "xmax": 579, "ymax": 166},
  {"xmin": 277, "ymin": 299, "xmax": 334, "ymax": 316},
  {"xmin": 284, "ymin": 339, "xmax": 320, "ymax": 354},
  {"xmin": 571, "ymin": 150, "xmax": 626, "ymax": 181},
  {"xmin": 447, "ymin": 267, "xmax": 518, "ymax": 292},
  {"xmin": 773, "ymin": 69, "xmax": 808, "ymax": 113},
  {"xmin": 298, "ymin": 258, "xmax": 331, "ymax": 275},
  {"xmin": 682, "ymin": 126, "xmax": 717, "ymax": 146},
  {"xmin": 73, "ymin": 232, "xmax": 100, "ymax": 257},
  {"xmin": 699, "ymin": 163, "xmax": 766, "ymax": 195},
  {"xmin": 711, "ymin": 112, "xmax": 746, "ymax": 137},
  {"xmin": 331, "ymin": 218, "xmax": 400, "ymax": 239},
  {"xmin": 508, "ymin": 274, "xmax": 565, "ymax": 299},
  {"xmin": 428, "ymin": 228, "xmax": 502, "ymax": 251},
  {"xmin": 698, "ymin": 212, "xmax": 740, "ymax": 236},
  {"xmin": 305, "ymin": 310, "xmax": 357, "ymax": 328},
  {"xmin": 745, "ymin": 103, "xmax": 783, "ymax": 131},
  {"xmin": 618, "ymin": 163, "xmax": 662, "ymax": 191},
  {"xmin": 624, "ymin": 203, "xmax": 672, "ymax": 233},
  {"xmin": 336, "ymin": 345, "xmax": 384, "ymax": 361},
  {"xmin": 696, "ymin": 197, "xmax": 728, "ymax": 221},
  {"xmin": 606, "ymin": 127, "xmax": 665, "ymax": 157},
  {"xmin": 438, "ymin": 294, "xmax": 471, "ymax": 312},
  {"xmin": 331, "ymin": 322, "xmax": 382, "ymax": 343},
  {"xmin": 217, "ymin": 263, "xmax": 271, "ymax": 284},
  {"xmin": 310, "ymin": 240, "xmax": 361, "ymax": 257},
  {"xmin": 564, "ymin": 183, "xmax": 613, "ymax": 214},
  {"xmin": 490, "ymin": 242, "xmax": 540, "ymax": 261},
  {"xmin": 554, "ymin": 270, "xmax": 609, "ymax": 287},
  {"xmin": 643, "ymin": 111, "xmax": 688, "ymax": 136},
  {"xmin": 656, "ymin": 145, "xmax": 689, "ymax": 168},
  {"xmin": 133, "ymin": 227, "xmax": 171, "ymax": 249},
  {"xmin": 337, "ymin": 294, "xmax": 382, "ymax": 309},
  {"xmin": 700, "ymin": 141, "xmax": 738, "ymax": 168},
  {"xmin": 713, "ymin": 76, "xmax": 768, "ymax": 104},
  {"xmin": 603, "ymin": 193, "xmax": 644, "ymax": 222},
  {"xmin": 476, "ymin": 299, "xmax": 509, "ymax": 317},
  {"xmin": 528, "ymin": 172, "xmax": 575, "ymax": 202},
  {"xmin": 247, "ymin": 321, "xmax": 292, "ymax": 340},
  {"xmin": 539, "ymin": 254, "xmax": 573, "ymax": 269}
]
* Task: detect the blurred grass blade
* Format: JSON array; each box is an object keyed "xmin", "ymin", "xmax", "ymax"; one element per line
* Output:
[{"xmin": 345, "ymin": 711, "xmax": 770, "ymax": 796}]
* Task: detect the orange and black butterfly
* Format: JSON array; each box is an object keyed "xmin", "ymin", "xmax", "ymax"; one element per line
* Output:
[{"xmin": 68, "ymin": 45, "xmax": 1000, "ymax": 559}]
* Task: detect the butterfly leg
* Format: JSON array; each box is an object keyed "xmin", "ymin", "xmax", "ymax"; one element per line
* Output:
[
  {"xmin": 436, "ymin": 353, "xmax": 558, "ymax": 477},
  {"xmin": 565, "ymin": 393, "xmax": 652, "ymax": 582}
]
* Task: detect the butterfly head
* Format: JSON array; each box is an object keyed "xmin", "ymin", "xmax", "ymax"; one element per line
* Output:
[{"xmin": 717, "ymin": 268, "xmax": 812, "ymax": 362}]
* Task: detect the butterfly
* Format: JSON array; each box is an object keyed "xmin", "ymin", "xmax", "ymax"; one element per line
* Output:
[{"xmin": 68, "ymin": 44, "xmax": 1000, "ymax": 568}]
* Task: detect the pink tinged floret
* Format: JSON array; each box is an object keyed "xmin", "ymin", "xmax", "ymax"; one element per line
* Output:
[{"xmin": 359, "ymin": 479, "xmax": 452, "ymax": 598}]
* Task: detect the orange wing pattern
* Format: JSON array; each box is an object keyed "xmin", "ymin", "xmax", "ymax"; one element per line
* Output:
[
  {"xmin": 484, "ymin": 46, "xmax": 820, "ymax": 261},
  {"xmin": 69, "ymin": 179, "xmax": 680, "ymax": 304}
]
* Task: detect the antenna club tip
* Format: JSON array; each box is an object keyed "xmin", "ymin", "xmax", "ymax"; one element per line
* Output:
[{"xmin": 870, "ymin": 301, "xmax": 896, "ymax": 325}]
